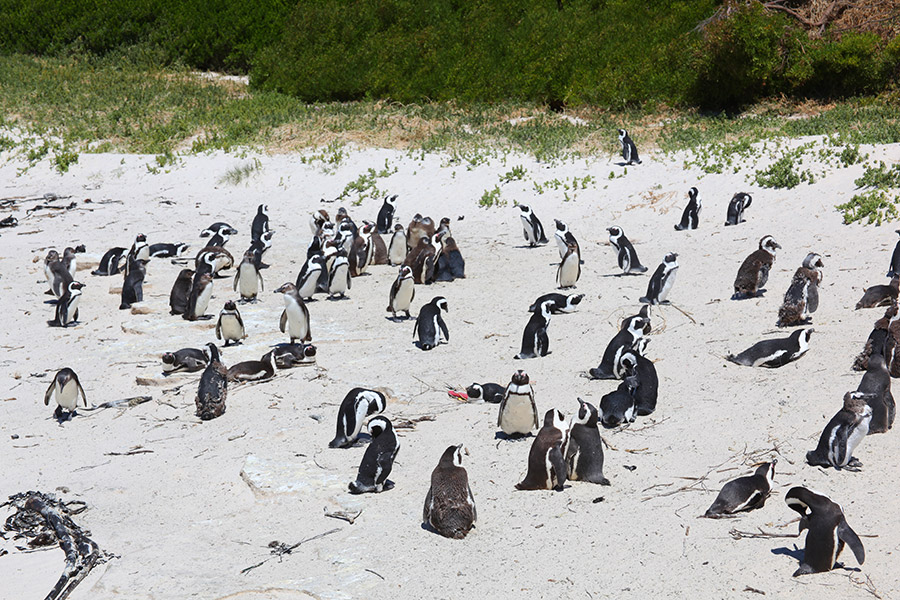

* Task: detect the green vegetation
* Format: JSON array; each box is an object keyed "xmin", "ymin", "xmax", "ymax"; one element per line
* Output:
[
  {"xmin": 479, "ymin": 186, "xmax": 504, "ymax": 208},
  {"xmin": 218, "ymin": 158, "xmax": 262, "ymax": 185},
  {"xmin": 337, "ymin": 160, "xmax": 399, "ymax": 206},
  {"xmin": 838, "ymin": 161, "xmax": 900, "ymax": 225}
]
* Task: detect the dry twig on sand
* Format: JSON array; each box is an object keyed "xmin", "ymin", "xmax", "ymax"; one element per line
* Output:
[{"xmin": 240, "ymin": 528, "xmax": 341, "ymax": 574}]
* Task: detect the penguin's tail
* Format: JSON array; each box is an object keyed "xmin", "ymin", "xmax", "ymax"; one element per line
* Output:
[
  {"xmin": 634, "ymin": 266, "xmax": 648, "ymax": 273},
  {"xmin": 638, "ymin": 296, "xmax": 650, "ymax": 304},
  {"xmin": 348, "ymin": 481, "xmax": 370, "ymax": 494},
  {"xmin": 674, "ymin": 224, "xmax": 684, "ymax": 231}
]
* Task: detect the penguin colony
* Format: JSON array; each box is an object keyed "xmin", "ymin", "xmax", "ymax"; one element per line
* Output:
[{"xmin": 28, "ymin": 128, "xmax": 898, "ymax": 585}]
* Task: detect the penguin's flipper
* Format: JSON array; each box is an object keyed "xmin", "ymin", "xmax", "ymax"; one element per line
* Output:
[
  {"xmin": 77, "ymin": 380, "xmax": 89, "ymax": 408},
  {"xmin": 412, "ymin": 316, "xmax": 419, "ymax": 339},
  {"xmin": 257, "ymin": 272, "xmax": 264, "ymax": 292},
  {"xmin": 233, "ymin": 270, "xmax": 239, "ymax": 292},
  {"xmin": 279, "ymin": 310, "xmax": 287, "ymax": 334},
  {"xmin": 838, "ymin": 520, "xmax": 865, "ymax": 565},
  {"xmin": 549, "ymin": 443, "xmax": 567, "ymax": 490},
  {"xmin": 438, "ymin": 315, "xmax": 449, "ymax": 342},
  {"xmin": 215, "ymin": 318, "xmax": 223, "ymax": 340},
  {"xmin": 44, "ymin": 380, "xmax": 54, "ymax": 406}
]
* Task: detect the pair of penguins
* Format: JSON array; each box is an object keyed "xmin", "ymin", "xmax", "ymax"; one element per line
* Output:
[
  {"xmin": 44, "ymin": 246, "xmax": 83, "ymax": 327},
  {"xmin": 673, "ymin": 187, "xmax": 753, "ymax": 231}
]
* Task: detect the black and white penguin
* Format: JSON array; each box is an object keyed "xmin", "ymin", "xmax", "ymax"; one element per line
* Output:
[
  {"xmin": 414, "ymin": 296, "xmax": 449, "ymax": 350},
  {"xmin": 725, "ymin": 192, "xmax": 752, "ymax": 226},
  {"xmin": 361, "ymin": 221, "xmax": 388, "ymax": 265},
  {"xmin": 348, "ymin": 416, "xmax": 399, "ymax": 494},
  {"xmin": 328, "ymin": 254, "xmax": 351, "ymax": 299},
  {"xmin": 557, "ymin": 241, "xmax": 581, "ymax": 289},
  {"xmin": 226, "ymin": 351, "xmax": 276, "ymax": 382},
  {"xmin": 617, "ymin": 128, "xmax": 641, "ymax": 164},
  {"xmin": 295, "ymin": 254, "xmax": 325, "ymax": 301},
  {"xmin": 61, "ymin": 247, "xmax": 77, "ymax": 279},
  {"xmin": 216, "ymin": 300, "xmax": 246, "ymax": 346},
  {"xmin": 436, "ymin": 216, "xmax": 452, "ymax": 239},
  {"xmin": 92, "ymin": 247, "xmax": 127, "ymax": 276},
  {"xmin": 126, "ymin": 234, "xmax": 150, "ymax": 268},
  {"xmin": 195, "ymin": 343, "xmax": 228, "ymax": 421},
  {"xmin": 348, "ymin": 231, "xmax": 370, "ymax": 277},
  {"xmin": 778, "ymin": 253, "xmax": 824, "ymax": 327},
  {"xmin": 275, "ymin": 282, "xmax": 311, "ymax": 343},
  {"xmin": 674, "ymin": 187, "xmax": 701, "ymax": 231},
  {"xmin": 250, "ymin": 204, "xmax": 270, "ymax": 243},
  {"xmin": 856, "ymin": 276, "xmax": 900, "ymax": 309},
  {"xmin": 589, "ymin": 313, "xmax": 651, "ymax": 380},
  {"xmin": 806, "ymin": 391, "xmax": 873, "ymax": 471},
  {"xmin": 44, "ymin": 250, "xmax": 60, "ymax": 292},
  {"xmin": 387, "ymin": 265, "xmax": 415, "ymax": 320},
  {"xmin": 200, "ymin": 222, "xmax": 237, "ymax": 248},
  {"xmin": 599, "ymin": 380, "xmax": 636, "ymax": 428},
  {"xmin": 149, "ymin": 242, "xmax": 189, "ymax": 258},
  {"xmin": 183, "ymin": 272, "xmax": 214, "ymax": 321},
  {"xmin": 566, "ymin": 398, "xmax": 610, "ymax": 485},
  {"xmin": 424, "ymin": 444, "xmax": 477, "ymax": 539},
  {"xmin": 465, "ymin": 382, "xmax": 506, "ymax": 404},
  {"xmin": 44, "ymin": 368, "xmax": 89, "ymax": 421},
  {"xmin": 607, "ymin": 226, "xmax": 648, "ymax": 274},
  {"xmin": 233, "ymin": 250, "xmax": 264, "ymax": 302},
  {"xmin": 195, "ymin": 246, "xmax": 234, "ymax": 278},
  {"xmin": 497, "ymin": 369, "xmax": 539, "ymax": 437},
  {"xmin": 119, "ymin": 258, "xmax": 147, "ymax": 309},
  {"xmin": 857, "ymin": 353, "xmax": 895, "ymax": 433},
  {"xmin": 617, "ymin": 339, "xmax": 658, "ymax": 415},
  {"xmin": 784, "ymin": 487, "xmax": 865, "ymax": 576},
  {"xmin": 704, "ymin": 461, "xmax": 776, "ymax": 518},
  {"xmin": 162, "ymin": 348, "xmax": 209, "ymax": 374},
  {"xmin": 434, "ymin": 232, "xmax": 465, "ymax": 282},
  {"xmin": 376, "ymin": 195, "xmax": 397, "ymax": 234},
  {"xmin": 640, "ymin": 252, "xmax": 679, "ymax": 305},
  {"xmin": 328, "ymin": 388, "xmax": 387, "ymax": 448},
  {"xmin": 53, "ymin": 281, "xmax": 84, "ymax": 327},
  {"xmin": 404, "ymin": 235, "xmax": 436, "ymax": 284},
  {"xmin": 319, "ymin": 243, "xmax": 339, "ymax": 292},
  {"xmin": 309, "ymin": 209, "xmax": 330, "ymax": 236},
  {"xmin": 388, "ymin": 224, "xmax": 407, "ymax": 266},
  {"xmin": 517, "ymin": 204, "xmax": 548, "ymax": 247},
  {"xmin": 528, "ymin": 292, "xmax": 584, "ymax": 314},
  {"xmin": 516, "ymin": 409, "xmax": 569, "ymax": 491},
  {"xmin": 733, "ymin": 235, "xmax": 780, "ymax": 298},
  {"xmin": 554, "ymin": 219, "xmax": 580, "ymax": 262},
  {"xmin": 248, "ymin": 230, "xmax": 274, "ymax": 269},
  {"xmin": 888, "ymin": 230, "xmax": 900, "ymax": 277},
  {"xmin": 726, "ymin": 327, "xmax": 813, "ymax": 368},
  {"xmin": 272, "ymin": 343, "xmax": 317, "ymax": 368},
  {"xmin": 515, "ymin": 299, "xmax": 552, "ymax": 359}
]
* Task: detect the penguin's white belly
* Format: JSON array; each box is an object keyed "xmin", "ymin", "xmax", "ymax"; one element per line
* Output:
[
  {"xmin": 429, "ymin": 316, "xmax": 442, "ymax": 346},
  {"xmin": 364, "ymin": 239, "xmax": 375, "ymax": 267},
  {"xmin": 501, "ymin": 394, "xmax": 535, "ymax": 435},
  {"xmin": 330, "ymin": 266, "xmax": 349, "ymax": 294},
  {"xmin": 843, "ymin": 417, "xmax": 870, "ymax": 463},
  {"xmin": 56, "ymin": 381, "xmax": 79, "ymax": 410},
  {"xmin": 285, "ymin": 303, "xmax": 309, "ymax": 339},
  {"xmin": 520, "ymin": 217, "xmax": 534, "ymax": 243},
  {"xmin": 297, "ymin": 272, "xmax": 319, "ymax": 298},
  {"xmin": 238, "ymin": 266, "xmax": 259, "ymax": 297},
  {"xmin": 67, "ymin": 260, "xmax": 77, "ymax": 278},
  {"xmin": 555, "ymin": 236, "xmax": 567, "ymax": 259},
  {"xmin": 136, "ymin": 246, "xmax": 150, "ymax": 261},
  {"xmin": 394, "ymin": 280, "xmax": 414, "ymax": 311},
  {"xmin": 559, "ymin": 256, "xmax": 579, "ymax": 287},
  {"xmin": 194, "ymin": 285, "xmax": 213, "ymax": 317},
  {"xmin": 658, "ymin": 270, "xmax": 677, "ymax": 302},
  {"xmin": 66, "ymin": 295, "xmax": 80, "ymax": 323},
  {"xmin": 220, "ymin": 315, "xmax": 244, "ymax": 340},
  {"xmin": 389, "ymin": 236, "xmax": 406, "ymax": 265}
]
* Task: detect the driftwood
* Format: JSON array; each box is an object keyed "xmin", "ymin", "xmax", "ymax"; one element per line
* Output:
[
  {"xmin": 697, "ymin": 1, "xmax": 859, "ymax": 38},
  {"xmin": 2, "ymin": 491, "xmax": 112, "ymax": 600}
]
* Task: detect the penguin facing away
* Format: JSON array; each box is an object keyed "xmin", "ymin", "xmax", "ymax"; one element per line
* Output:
[
  {"xmin": 704, "ymin": 461, "xmax": 776, "ymax": 518},
  {"xmin": 388, "ymin": 224, "xmax": 408, "ymax": 266},
  {"xmin": 778, "ymin": 253, "xmax": 824, "ymax": 327},
  {"xmin": 640, "ymin": 252, "xmax": 678, "ymax": 305},
  {"xmin": 725, "ymin": 192, "xmax": 752, "ymax": 226},
  {"xmin": 414, "ymin": 296, "xmax": 449, "ymax": 350},
  {"xmin": 497, "ymin": 369, "xmax": 539, "ymax": 437},
  {"xmin": 195, "ymin": 343, "xmax": 228, "ymax": 421},
  {"xmin": 517, "ymin": 204, "xmax": 548, "ymax": 247},
  {"xmin": 566, "ymin": 398, "xmax": 610, "ymax": 485},
  {"xmin": 856, "ymin": 353, "xmax": 895, "ymax": 433},
  {"xmin": 888, "ymin": 230, "xmax": 900, "ymax": 277},
  {"xmin": 376, "ymin": 195, "xmax": 397, "ymax": 234},
  {"xmin": 806, "ymin": 391, "xmax": 873, "ymax": 471},
  {"xmin": 329, "ymin": 388, "xmax": 387, "ymax": 448},
  {"xmin": 852, "ymin": 301, "xmax": 900, "ymax": 373},
  {"xmin": 784, "ymin": 487, "xmax": 865, "ymax": 576},
  {"xmin": 251, "ymin": 204, "xmax": 270, "ymax": 243},
  {"xmin": 54, "ymin": 281, "xmax": 84, "ymax": 327},
  {"xmin": 733, "ymin": 235, "xmax": 780, "ymax": 298},
  {"xmin": 674, "ymin": 187, "xmax": 700, "ymax": 230},
  {"xmin": 726, "ymin": 327, "xmax": 813, "ymax": 368},
  {"xmin": 348, "ymin": 416, "xmax": 399, "ymax": 494},
  {"xmin": 589, "ymin": 313, "xmax": 650, "ymax": 380},
  {"xmin": 617, "ymin": 340, "xmax": 658, "ymax": 416},
  {"xmin": 248, "ymin": 230, "xmax": 274, "ymax": 269},
  {"xmin": 515, "ymin": 300, "xmax": 552, "ymax": 359},
  {"xmin": 516, "ymin": 409, "xmax": 569, "ymax": 491},
  {"xmin": 44, "ymin": 368, "xmax": 89, "ymax": 421},
  {"xmin": 599, "ymin": 379, "xmax": 636, "ymax": 428},
  {"xmin": 92, "ymin": 247, "xmax": 126, "ymax": 276},
  {"xmin": 423, "ymin": 444, "xmax": 477, "ymax": 539},
  {"xmin": 618, "ymin": 128, "xmax": 642, "ymax": 165},
  {"xmin": 434, "ymin": 232, "xmax": 465, "ymax": 281},
  {"xmin": 119, "ymin": 258, "xmax": 147, "ymax": 309},
  {"xmin": 607, "ymin": 226, "xmax": 647, "ymax": 274}
]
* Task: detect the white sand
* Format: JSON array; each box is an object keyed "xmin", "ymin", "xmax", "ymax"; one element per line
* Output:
[{"xmin": 1, "ymin": 140, "xmax": 899, "ymax": 599}]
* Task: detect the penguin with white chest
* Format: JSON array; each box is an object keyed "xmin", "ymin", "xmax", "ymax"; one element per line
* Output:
[
  {"xmin": 414, "ymin": 296, "xmax": 449, "ymax": 350},
  {"xmin": 328, "ymin": 254, "xmax": 351, "ymax": 299},
  {"xmin": 640, "ymin": 253, "xmax": 678, "ymax": 305},
  {"xmin": 200, "ymin": 222, "xmax": 237, "ymax": 248},
  {"xmin": 516, "ymin": 409, "xmax": 569, "ymax": 491},
  {"xmin": 465, "ymin": 382, "xmax": 506, "ymax": 404},
  {"xmin": 348, "ymin": 416, "xmax": 399, "ymax": 494},
  {"xmin": 248, "ymin": 230, "xmax": 274, "ymax": 269},
  {"xmin": 806, "ymin": 391, "xmax": 873, "ymax": 471},
  {"xmin": 856, "ymin": 353, "xmax": 895, "ymax": 433},
  {"xmin": 388, "ymin": 224, "xmax": 408, "ymax": 266},
  {"xmin": 733, "ymin": 235, "xmax": 780, "ymax": 298},
  {"xmin": 617, "ymin": 339, "xmax": 658, "ymax": 415},
  {"xmin": 497, "ymin": 370, "xmax": 539, "ymax": 437},
  {"xmin": 618, "ymin": 128, "xmax": 642, "ymax": 165},
  {"xmin": 274, "ymin": 282, "xmax": 311, "ymax": 343},
  {"xmin": 704, "ymin": 461, "xmax": 776, "ymax": 517},
  {"xmin": 233, "ymin": 250, "xmax": 264, "ymax": 302},
  {"xmin": 515, "ymin": 299, "xmax": 552, "ymax": 359},
  {"xmin": 424, "ymin": 444, "xmax": 476, "ymax": 539},
  {"xmin": 554, "ymin": 219, "xmax": 580, "ymax": 262},
  {"xmin": 607, "ymin": 226, "xmax": 648, "ymax": 274},
  {"xmin": 47, "ymin": 252, "xmax": 73, "ymax": 298},
  {"xmin": 295, "ymin": 255, "xmax": 325, "ymax": 301},
  {"xmin": 149, "ymin": 242, "xmax": 189, "ymax": 258},
  {"xmin": 44, "ymin": 368, "xmax": 90, "ymax": 421},
  {"xmin": 250, "ymin": 204, "xmax": 270, "ymax": 243},
  {"xmin": 557, "ymin": 241, "xmax": 581, "ymax": 289},
  {"xmin": 566, "ymin": 399, "xmax": 610, "ymax": 485},
  {"xmin": 725, "ymin": 192, "xmax": 752, "ymax": 226},
  {"xmin": 184, "ymin": 272, "xmax": 214, "ymax": 321},
  {"xmin": 162, "ymin": 348, "xmax": 208, "ymax": 374},
  {"xmin": 785, "ymin": 487, "xmax": 865, "ymax": 576},
  {"xmin": 528, "ymin": 292, "xmax": 584, "ymax": 314},
  {"xmin": 216, "ymin": 300, "xmax": 246, "ymax": 346},
  {"xmin": 387, "ymin": 265, "xmax": 415, "ymax": 320},
  {"xmin": 272, "ymin": 343, "xmax": 317, "ymax": 368},
  {"xmin": 329, "ymin": 388, "xmax": 387, "ymax": 448},
  {"xmin": 54, "ymin": 281, "xmax": 84, "ymax": 327},
  {"xmin": 674, "ymin": 187, "xmax": 700, "ymax": 230},
  {"xmin": 589, "ymin": 313, "xmax": 651, "ymax": 380},
  {"xmin": 92, "ymin": 247, "xmax": 126, "ymax": 276},
  {"xmin": 517, "ymin": 204, "xmax": 548, "ymax": 247},
  {"xmin": 727, "ymin": 327, "xmax": 813, "ymax": 368},
  {"xmin": 226, "ymin": 351, "xmax": 276, "ymax": 382},
  {"xmin": 376, "ymin": 195, "xmax": 397, "ymax": 234},
  {"xmin": 61, "ymin": 247, "xmax": 77, "ymax": 279}
]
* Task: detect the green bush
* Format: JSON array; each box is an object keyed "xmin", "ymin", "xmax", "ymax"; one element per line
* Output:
[{"xmin": 788, "ymin": 32, "xmax": 891, "ymax": 98}]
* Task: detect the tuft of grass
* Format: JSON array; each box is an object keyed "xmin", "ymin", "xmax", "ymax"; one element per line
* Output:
[
  {"xmin": 499, "ymin": 165, "xmax": 527, "ymax": 183},
  {"xmin": 218, "ymin": 158, "xmax": 261, "ymax": 185}
]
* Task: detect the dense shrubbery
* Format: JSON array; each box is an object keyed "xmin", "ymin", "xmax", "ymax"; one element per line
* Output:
[{"xmin": 0, "ymin": 0, "xmax": 897, "ymax": 108}]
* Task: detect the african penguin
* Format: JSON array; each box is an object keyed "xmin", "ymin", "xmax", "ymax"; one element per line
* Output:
[
  {"xmin": 119, "ymin": 258, "xmax": 147, "ymax": 310},
  {"xmin": 275, "ymin": 282, "xmax": 312, "ymax": 343},
  {"xmin": 465, "ymin": 382, "xmax": 506, "ymax": 404},
  {"xmin": 387, "ymin": 265, "xmax": 415, "ymax": 320},
  {"xmin": 515, "ymin": 300, "xmax": 552, "ymax": 359},
  {"xmin": 806, "ymin": 391, "xmax": 873, "ymax": 471},
  {"xmin": 599, "ymin": 379, "xmax": 636, "ymax": 428},
  {"xmin": 855, "ymin": 276, "xmax": 900, "ymax": 309},
  {"xmin": 726, "ymin": 328, "xmax": 813, "ymax": 368},
  {"xmin": 54, "ymin": 281, "xmax": 84, "ymax": 327},
  {"xmin": 557, "ymin": 241, "xmax": 581, "ymax": 289},
  {"xmin": 528, "ymin": 292, "xmax": 584, "ymax": 314},
  {"xmin": 271, "ymin": 343, "xmax": 317, "ymax": 368},
  {"xmin": 61, "ymin": 247, "xmax": 77, "ymax": 279},
  {"xmin": 589, "ymin": 313, "xmax": 651, "ymax": 380},
  {"xmin": 362, "ymin": 221, "xmax": 388, "ymax": 265},
  {"xmin": 200, "ymin": 222, "xmax": 237, "ymax": 248},
  {"xmin": 388, "ymin": 223, "xmax": 408, "ymax": 266},
  {"xmin": 640, "ymin": 252, "xmax": 678, "ymax": 305},
  {"xmin": 423, "ymin": 444, "xmax": 476, "ymax": 539},
  {"xmin": 309, "ymin": 209, "xmax": 329, "ymax": 235},
  {"xmin": 92, "ymin": 247, "xmax": 126, "ymax": 276},
  {"xmin": 162, "ymin": 348, "xmax": 209, "ymax": 374},
  {"xmin": 215, "ymin": 300, "xmax": 246, "ymax": 346},
  {"xmin": 784, "ymin": 487, "xmax": 865, "ymax": 576},
  {"xmin": 248, "ymin": 230, "xmax": 274, "ymax": 269},
  {"xmin": 183, "ymin": 272, "xmax": 214, "ymax": 321},
  {"xmin": 778, "ymin": 253, "xmax": 824, "ymax": 327},
  {"xmin": 434, "ymin": 232, "xmax": 465, "ymax": 281},
  {"xmin": 44, "ymin": 368, "xmax": 89, "ymax": 421},
  {"xmin": 704, "ymin": 461, "xmax": 776, "ymax": 518},
  {"xmin": 516, "ymin": 409, "xmax": 569, "ymax": 491},
  {"xmin": 566, "ymin": 398, "xmax": 610, "ymax": 485},
  {"xmin": 328, "ymin": 388, "xmax": 387, "ymax": 448},
  {"xmin": 414, "ymin": 296, "xmax": 449, "ymax": 350},
  {"xmin": 127, "ymin": 234, "xmax": 150, "ymax": 266},
  {"xmin": 404, "ymin": 235, "xmax": 436, "ymax": 284},
  {"xmin": 852, "ymin": 301, "xmax": 900, "ymax": 373},
  {"xmin": 47, "ymin": 254, "xmax": 73, "ymax": 298},
  {"xmin": 856, "ymin": 353, "xmax": 895, "ymax": 433},
  {"xmin": 725, "ymin": 192, "xmax": 752, "ymax": 226},
  {"xmin": 406, "ymin": 214, "xmax": 436, "ymax": 252},
  {"xmin": 888, "ymin": 230, "xmax": 900, "ymax": 277},
  {"xmin": 295, "ymin": 255, "xmax": 325, "ymax": 301},
  {"xmin": 517, "ymin": 204, "xmax": 548, "ymax": 247},
  {"xmin": 674, "ymin": 187, "xmax": 700, "ymax": 230},
  {"xmin": 233, "ymin": 250, "xmax": 264, "ymax": 301},
  {"xmin": 607, "ymin": 226, "xmax": 648, "ymax": 274},
  {"xmin": 497, "ymin": 370, "xmax": 539, "ymax": 437},
  {"xmin": 376, "ymin": 195, "xmax": 397, "ymax": 234},
  {"xmin": 251, "ymin": 204, "xmax": 270, "ymax": 243},
  {"xmin": 554, "ymin": 219, "xmax": 580, "ymax": 262},
  {"xmin": 348, "ymin": 416, "xmax": 399, "ymax": 494},
  {"xmin": 733, "ymin": 235, "xmax": 780, "ymax": 298},
  {"xmin": 195, "ymin": 343, "xmax": 228, "ymax": 421},
  {"xmin": 149, "ymin": 242, "xmax": 189, "ymax": 258},
  {"xmin": 195, "ymin": 246, "xmax": 234, "ymax": 278},
  {"xmin": 328, "ymin": 254, "xmax": 351, "ymax": 299},
  {"xmin": 617, "ymin": 128, "xmax": 641, "ymax": 165},
  {"xmin": 226, "ymin": 351, "xmax": 276, "ymax": 382},
  {"xmin": 617, "ymin": 340, "xmax": 658, "ymax": 416}
]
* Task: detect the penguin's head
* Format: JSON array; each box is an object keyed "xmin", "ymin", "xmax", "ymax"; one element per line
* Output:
[
  {"xmin": 510, "ymin": 370, "xmax": 529, "ymax": 386},
  {"xmin": 205, "ymin": 342, "xmax": 221, "ymax": 362},
  {"xmin": 452, "ymin": 444, "xmax": 468, "ymax": 467},
  {"xmin": 615, "ymin": 351, "xmax": 637, "ymax": 378},
  {"xmin": 434, "ymin": 296, "xmax": 449, "ymax": 312},
  {"xmin": 544, "ymin": 408, "xmax": 566, "ymax": 430},
  {"xmin": 367, "ymin": 416, "xmax": 391, "ymax": 438},
  {"xmin": 465, "ymin": 384, "xmax": 483, "ymax": 400},
  {"xmin": 759, "ymin": 235, "xmax": 781, "ymax": 254},
  {"xmin": 554, "ymin": 219, "xmax": 566, "ymax": 231},
  {"xmin": 802, "ymin": 252, "xmax": 823, "ymax": 270},
  {"xmin": 223, "ymin": 300, "xmax": 237, "ymax": 311},
  {"xmin": 399, "ymin": 265, "xmax": 413, "ymax": 279},
  {"xmin": 663, "ymin": 252, "xmax": 678, "ymax": 266},
  {"xmin": 162, "ymin": 352, "xmax": 176, "ymax": 365},
  {"xmin": 842, "ymin": 391, "xmax": 874, "ymax": 418},
  {"xmin": 174, "ymin": 243, "xmax": 190, "ymax": 256},
  {"xmin": 337, "ymin": 207, "xmax": 349, "ymax": 221},
  {"xmin": 69, "ymin": 281, "xmax": 85, "ymax": 294},
  {"xmin": 617, "ymin": 128, "xmax": 627, "ymax": 139},
  {"xmin": 302, "ymin": 344, "xmax": 317, "ymax": 359},
  {"xmin": 688, "ymin": 187, "xmax": 698, "ymax": 200},
  {"xmin": 274, "ymin": 282, "xmax": 297, "ymax": 295},
  {"xmin": 135, "ymin": 233, "xmax": 147, "ymax": 243},
  {"xmin": 393, "ymin": 223, "xmax": 404, "ymax": 232},
  {"xmin": 573, "ymin": 398, "xmax": 596, "ymax": 426},
  {"xmin": 568, "ymin": 294, "xmax": 584, "ymax": 307},
  {"xmin": 259, "ymin": 204, "xmax": 267, "ymax": 215},
  {"xmin": 538, "ymin": 300, "xmax": 554, "ymax": 320},
  {"xmin": 607, "ymin": 225, "xmax": 622, "ymax": 238},
  {"xmin": 261, "ymin": 230, "xmax": 275, "ymax": 244},
  {"xmin": 45, "ymin": 250, "xmax": 60, "ymax": 263},
  {"xmin": 516, "ymin": 204, "xmax": 531, "ymax": 215},
  {"xmin": 756, "ymin": 459, "xmax": 777, "ymax": 483}
]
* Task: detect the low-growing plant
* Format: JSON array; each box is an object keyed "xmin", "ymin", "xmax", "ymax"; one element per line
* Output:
[
  {"xmin": 218, "ymin": 158, "xmax": 261, "ymax": 185},
  {"xmin": 837, "ymin": 191, "xmax": 899, "ymax": 225},
  {"xmin": 479, "ymin": 186, "xmax": 504, "ymax": 208},
  {"xmin": 499, "ymin": 165, "xmax": 527, "ymax": 183},
  {"xmin": 855, "ymin": 161, "xmax": 900, "ymax": 189}
]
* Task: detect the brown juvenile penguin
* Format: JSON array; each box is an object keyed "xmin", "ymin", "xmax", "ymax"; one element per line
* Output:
[
  {"xmin": 778, "ymin": 252, "xmax": 823, "ymax": 327},
  {"xmin": 195, "ymin": 343, "xmax": 227, "ymax": 421},
  {"xmin": 856, "ymin": 276, "xmax": 900, "ymax": 309},
  {"xmin": 423, "ymin": 444, "xmax": 477, "ymax": 539},
  {"xmin": 857, "ymin": 353, "xmax": 895, "ymax": 433},
  {"xmin": 407, "ymin": 214, "xmax": 435, "ymax": 252},
  {"xmin": 169, "ymin": 268, "xmax": 195, "ymax": 315},
  {"xmin": 733, "ymin": 235, "xmax": 780, "ymax": 298},
  {"xmin": 515, "ymin": 409, "xmax": 569, "ymax": 491},
  {"xmin": 403, "ymin": 235, "xmax": 436, "ymax": 284},
  {"xmin": 362, "ymin": 221, "xmax": 388, "ymax": 265},
  {"xmin": 434, "ymin": 232, "xmax": 466, "ymax": 282},
  {"xmin": 852, "ymin": 301, "xmax": 899, "ymax": 373}
]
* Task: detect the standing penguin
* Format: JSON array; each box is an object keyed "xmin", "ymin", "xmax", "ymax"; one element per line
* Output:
[
  {"xmin": 733, "ymin": 235, "xmax": 781, "ymax": 298},
  {"xmin": 888, "ymin": 230, "xmax": 900, "ymax": 277},
  {"xmin": 119, "ymin": 258, "xmax": 147, "ymax": 310},
  {"xmin": 248, "ymin": 230, "xmax": 274, "ymax": 269},
  {"xmin": 516, "ymin": 409, "xmax": 569, "ymax": 491},
  {"xmin": 434, "ymin": 232, "xmax": 465, "ymax": 281},
  {"xmin": 387, "ymin": 265, "xmax": 416, "ymax": 320},
  {"xmin": 640, "ymin": 253, "xmax": 679, "ymax": 305},
  {"xmin": 328, "ymin": 254, "xmax": 351, "ymax": 299},
  {"xmin": 54, "ymin": 281, "xmax": 84, "ymax": 327},
  {"xmin": 778, "ymin": 253, "xmax": 824, "ymax": 327},
  {"xmin": 618, "ymin": 128, "xmax": 642, "ymax": 165},
  {"xmin": 566, "ymin": 399, "xmax": 610, "ymax": 485},
  {"xmin": 674, "ymin": 187, "xmax": 701, "ymax": 231},
  {"xmin": 309, "ymin": 209, "xmax": 330, "ymax": 235},
  {"xmin": 295, "ymin": 255, "xmax": 325, "ymax": 301},
  {"xmin": 362, "ymin": 221, "xmax": 388, "ymax": 265},
  {"xmin": 251, "ymin": 204, "xmax": 269, "ymax": 242},
  {"xmin": 388, "ymin": 224, "xmax": 408, "ymax": 266},
  {"xmin": 607, "ymin": 226, "xmax": 648, "ymax": 274},
  {"xmin": 404, "ymin": 235, "xmax": 436, "ymax": 284},
  {"xmin": 215, "ymin": 301, "xmax": 246, "ymax": 346},
  {"xmin": 195, "ymin": 343, "xmax": 228, "ymax": 421},
  {"xmin": 704, "ymin": 461, "xmax": 776, "ymax": 518},
  {"xmin": 517, "ymin": 204, "xmax": 548, "ymax": 247},
  {"xmin": 233, "ymin": 250, "xmax": 264, "ymax": 302},
  {"xmin": 47, "ymin": 253, "xmax": 73, "ymax": 298},
  {"xmin": 784, "ymin": 487, "xmax": 865, "ymax": 576},
  {"xmin": 275, "ymin": 282, "xmax": 312, "ymax": 343},
  {"xmin": 515, "ymin": 300, "xmax": 552, "ymax": 359},
  {"xmin": 44, "ymin": 368, "xmax": 89, "ymax": 421},
  {"xmin": 127, "ymin": 234, "xmax": 150, "ymax": 266},
  {"xmin": 497, "ymin": 370, "xmax": 539, "ymax": 437},
  {"xmin": 183, "ymin": 272, "xmax": 214, "ymax": 321},
  {"xmin": 725, "ymin": 192, "xmax": 752, "ymax": 226},
  {"xmin": 554, "ymin": 219, "xmax": 580, "ymax": 262},
  {"xmin": 852, "ymin": 302, "xmax": 900, "ymax": 373},
  {"xmin": 414, "ymin": 296, "xmax": 449, "ymax": 350},
  {"xmin": 328, "ymin": 388, "xmax": 387, "ymax": 448},
  {"xmin": 727, "ymin": 328, "xmax": 813, "ymax": 368},
  {"xmin": 348, "ymin": 416, "xmax": 399, "ymax": 494},
  {"xmin": 376, "ymin": 195, "xmax": 397, "ymax": 234},
  {"xmin": 806, "ymin": 391, "xmax": 873, "ymax": 471},
  {"xmin": 406, "ymin": 214, "xmax": 436, "ymax": 252},
  {"xmin": 856, "ymin": 353, "xmax": 895, "ymax": 434},
  {"xmin": 61, "ymin": 247, "xmax": 78, "ymax": 279},
  {"xmin": 557, "ymin": 242, "xmax": 581, "ymax": 289},
  {"xmin": 423, "ymin": 444, "xmax": 477, "ymax": 539},
  {"xmin": 589, "ymin": 313, "xmax": 651, "ymax": 380}
]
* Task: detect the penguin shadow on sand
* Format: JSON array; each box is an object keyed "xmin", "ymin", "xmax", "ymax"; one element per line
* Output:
[
  {"xmin": 770, "ymin": 546, "xmax": 863, "ymax": 574},
  {"xmin": 731, "ymin": 290, "xmax": 767, "ymax": 301},
  {"xmin": 494, "ymin": 431, "xmax": 532, "ymax": 442}
]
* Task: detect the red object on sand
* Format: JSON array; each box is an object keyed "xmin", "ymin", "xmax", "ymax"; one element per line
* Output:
[{"xmin": 447, "ymin": 390, "xmax": 468, "ymax": 400}]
